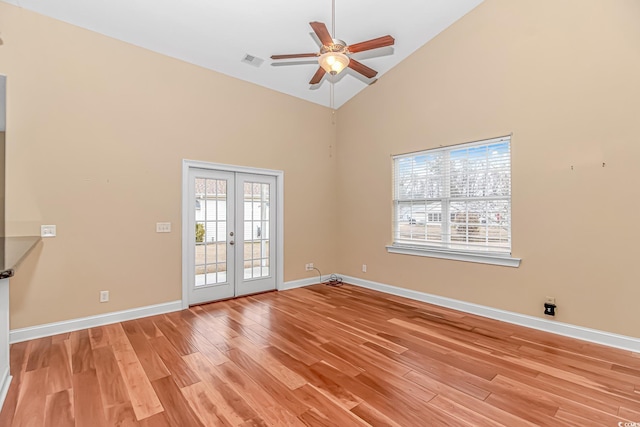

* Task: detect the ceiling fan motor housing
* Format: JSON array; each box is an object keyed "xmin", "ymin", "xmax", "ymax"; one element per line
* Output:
[{"xmin": 320, "ymin": 39, "xmax": 349, "ymax": 55}]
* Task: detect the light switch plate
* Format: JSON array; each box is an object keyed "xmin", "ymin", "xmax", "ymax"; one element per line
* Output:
[
  {"xmin": 41, "ymin": 225, "xmax": 56, "ymax": 237},
  {"xmin": 156, "ymin": 222, "xmax": 171, "ymax": 233},
  {"xmin": 100, "ymin": 290, "xmax": 109, "ymax": 303}
]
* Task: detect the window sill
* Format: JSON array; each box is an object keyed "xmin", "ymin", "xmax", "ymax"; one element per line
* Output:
[{"xmin": 386, "ymin": 245, "xmax": 521, "ymax": 268}]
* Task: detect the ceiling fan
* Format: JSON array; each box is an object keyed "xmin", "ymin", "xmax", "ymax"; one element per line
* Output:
[{"xmin": 271, "ymin": 21, "xmax": 395, "ymax": 85}]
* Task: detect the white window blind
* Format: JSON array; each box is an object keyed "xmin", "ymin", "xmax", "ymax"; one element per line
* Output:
[{"xmin": 392, "ymin": 136, "xmax": 511, "ymax": 255}]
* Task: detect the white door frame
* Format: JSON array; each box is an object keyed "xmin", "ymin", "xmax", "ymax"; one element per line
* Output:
[{"xmin": 181, "ymin": 159, "xmax": 284, "ymax": 309}]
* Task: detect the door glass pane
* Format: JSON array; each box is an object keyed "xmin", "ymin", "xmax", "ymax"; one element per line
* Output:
[
  {"xmin": 195, "ymin": 178, "xmax": 228, "ymax": 286},
  {"xmin": 243, "ymin": 182, "xmax": 270, "ymax": 280}
]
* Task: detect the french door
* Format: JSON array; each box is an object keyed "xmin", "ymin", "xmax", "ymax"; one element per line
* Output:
[{"xmin": 186, "ymin": 167, "xmax": 277, "ymax": 305}]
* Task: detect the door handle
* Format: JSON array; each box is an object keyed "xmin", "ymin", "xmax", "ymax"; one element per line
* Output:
[{"xmin": 229, "ymin": 240, "xmax": 235, "ymax": 245}]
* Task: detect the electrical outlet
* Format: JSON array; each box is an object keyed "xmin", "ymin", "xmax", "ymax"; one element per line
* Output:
[
  {"xmin": 544, "ymin": 296, "xmax": 557, "ymax": 316},
  {"xmin": 41, "ymin": 225, "xmax": 57, "ymax": 238},
  {"xmin": 362, "ymin": 264, "xmax": 367, "ymax": 273},
  {"xmin": 305, "ymin": 263, "xmax": 314, "ymax": 271},
  {"xmin": 100, "ymin": 290, "xmax": 109, "ymax": 303},
  {"xmin": 156, "ymin": 222, "xmax": 171, "ymax": 233}
]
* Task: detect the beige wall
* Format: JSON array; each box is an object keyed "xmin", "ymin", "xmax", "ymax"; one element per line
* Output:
[
  {"xmin": 336, "ymin": 0, "xmax": 640, "ymax": 338},
  {"xmin": 0, "ymin": 3, "xmax": 339, "ymax": 328}
]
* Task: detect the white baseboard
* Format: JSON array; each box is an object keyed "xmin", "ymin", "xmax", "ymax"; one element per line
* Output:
[
  {"xmin": 9, "ymin": 300, "xmax": 183, "ymax": 344},
  {"xmin": 11, "ymin": 275, "xmax": 639, "ymax": 353},
  {"xmin": 7, "ymin": 277, "xmax": 316, "ymax": 345},
  {"xmin": 0, "ymin": 368, "xmax": 11, "ymax": 411},
  {"xmin": 280, "ymin": 276, "xmax": 321, "ymax": 291},
  {"xmin": 8, "ymin": 276, "xmax": 319, "ymax": 345},
  {"xmin": 341, "ymin": 274, "xmax": 640, "ymax": 353}
]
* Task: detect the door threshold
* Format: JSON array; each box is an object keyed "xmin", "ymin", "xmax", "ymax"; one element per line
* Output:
[{"xmin": 188, "ymin": 289, "xmax": 278, "ymax": 307}]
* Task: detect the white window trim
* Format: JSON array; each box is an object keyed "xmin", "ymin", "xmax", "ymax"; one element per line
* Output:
[
  {"xmin": 391, "ymin": 135, "xmax": 520, "ymax": 267},
  {"xmin": 386, "ymin": 244, "xmax": 521, "ymax": 267}
]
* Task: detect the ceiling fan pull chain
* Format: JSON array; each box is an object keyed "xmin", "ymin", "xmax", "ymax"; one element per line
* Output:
[{"xmin": 330, "ymin": 81, "xmax": 334, "ymax": 110}]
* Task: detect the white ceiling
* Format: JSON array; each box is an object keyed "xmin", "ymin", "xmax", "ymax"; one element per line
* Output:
[{"xmin": 2, "ymin": 0, "xmax": 483, "ymax": 108}]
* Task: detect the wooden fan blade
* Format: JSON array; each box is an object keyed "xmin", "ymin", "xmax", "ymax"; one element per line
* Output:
[
  {"xmin": 309, "ymin": 67, "xmax": 326, "ymax": 85},
  {"xmin": 348, "ymin": 35, "xmax": 395, "ymax": 53},
  {"xmin": 310, "ymin": 21, "xmax": 333, "ymax": 46},
  {"xmin": 271, "ymin": 53, "xmax": 318, "ymax": 60},
  {"xmin": 348, "ymin": 58, "xmax": 378, "ymax": 79}
]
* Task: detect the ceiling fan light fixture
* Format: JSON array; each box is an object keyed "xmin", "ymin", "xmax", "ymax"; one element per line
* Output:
[{"xmin": 318, "ymin": 52, "xmax": 349, "ymax": 75}]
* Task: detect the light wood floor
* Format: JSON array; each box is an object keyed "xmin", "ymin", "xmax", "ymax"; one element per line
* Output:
[{"xmin": 1, "ymin": 284, "xmax": 639, "ymax": 426}]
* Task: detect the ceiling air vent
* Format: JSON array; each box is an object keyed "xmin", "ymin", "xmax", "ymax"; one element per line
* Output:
[{"xmin": 241, "ymin": 54, "xmax": 264, "ymax": 68}]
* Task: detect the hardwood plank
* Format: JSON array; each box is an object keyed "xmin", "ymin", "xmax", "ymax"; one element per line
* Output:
[
  {"xmin": 108, "ymin": 324, "xmax": 164, "ymax": 420},
  {"xmin": 404, "ymin": 369, "xmax": 537, "ymax": 427},
  {"xmin": 367, "ymin": 340, "xmax": 492, "ymax": 400},
  {"xmin": 122, "ymin": 320, "xmax": 171, "ymax": 381},
  {"xmin": 213, "ymin": 360, "xmax": 304, "ymax": 426},
  {"xmin": 386, "ymin": 318, "xmax": 502, "ymax": 380},
  {"xmin": 150, "ymin": 376, "xmax": 204, "ymax": 427},
  {"xmin": 297, "ymin": 408, "xmax": 335, "ymax": 427},
  {"xmin": 224, "ymin": 347, "xmax": 308, "ymax": 416},
  {"xmin": 46, "ymin": 342, "xmax": 73, "ymax": 395},
  {"xmin": 309, "ymin": 345, "xmax": 364, "ymax": 377},
  {"xmin": 266, "ymin": 347, "xmax": 362, "ymax": 408},
  {"xmin": 11, "ymin": 368, "xmax": 48, "ymax": 427},
  {"xmin": 51, "ymin": 333, "xmax": 71, "ymax": 344},
  {"xmin": 428, "ymin": 394, "xmax": 505, "ymax": 427},
  {"xmin": 73, "ymin": 369, "xmax": 108, "ymax": 427},
  {"xmin": 211, "ymin": 301, "xmax": 258, "ymax": 327},
  {"xmin": 70, "ymin": 330, "xmax": 94, "ymax": 374},
  {"xmin": 89, "ymin": 327, "xmax": 109, "ymax": 349},
  {"xmin": 553, "ymin": 408, "xmax": 611, "ymax": 426},
  {"xmin": 489, "ymin": 373, "xmax": 632, "ymax": 426},
  {"xmin": 148, "ymin": 336, "xmax": 200, "ymax": 388},
  {"xmin": 138, "ymin": 412, "xmax": 171, "ymax": 427},
  {"xmin": 619, "ymin": 406, "xmax": 640, "ymax": 422},
  {"xmin": 135, "ymin": 316, "xmax": 164, "ymax": 340},
  {"xmin": 9, "ymin": 341, "xmax": 30, "ymax": 378},
  {"xmin": 246, "ymin": 322, "xmax": 321, "ymax": 366},
  {"xmin": 93, "ymin": 345, "xmax": 131, "ymax": 408},
  {"xmin": 104, "ymin": 402, "xmax": 141, "ymax": 427},
  {"xmin": 0, "ymin": 342, "xmax": 31, "ymax": 425},
  {"xmin": 180, "ymin": 381, "xmax": 232, "ymax": 427},
  {"xmin": 306, "ymin": 361, "xmax": 436, "ymax": 427},
  {"xmin": 484, "ymin": 392, "xmax": 561, "ymax": 425},
  {"xmin": 320, "ymin": 340, "xmax": 410, "ymax": 377},
  {"xmin": 350, "ymin": 401, "xmax": 404, "ymax": 427},
  {"xmin": 185, "ymin": 329, "xmax": 229, "ymax": 366},
  {"xmin": 152, "ymin": 316, "xmax": 199, "ymax": 356},
  {"xmin": 25, "ymin": 337, "xmax": 51, "ymax": 372},
  {"xmin": 44, "ymin": 389, "xmax": 74, "ymax": 427},
  {"xmin": 227, "ymin": 335, "xmax": 306, "ymax": 389},
  {"xmin": 293, "ymin": 384, "xmax": 370, "ymax": 427},
  {"xmin": 355, "ymin": 369, "xmax": 437, "ymax": 410},
  {"xmin": 183, "ymin": 352, "xmax": 263, "ymax": 425},
  {"xmin": 492, "ymin": 366, "xmax": 621, "ymax": 415},
  {"xmin": 0, "ymin": 379, "xmax": 20, "ymax": 426},
  {"xmin": 175, "ymin": 308, "xmax": 231, "ymax": 347}
]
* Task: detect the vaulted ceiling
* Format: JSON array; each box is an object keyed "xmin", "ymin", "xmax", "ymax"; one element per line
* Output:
[{"xmin": 2, "ymin": 0, "xmax": 483, "ymax": 108}]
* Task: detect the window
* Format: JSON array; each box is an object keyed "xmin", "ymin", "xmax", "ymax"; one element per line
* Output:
[
  {"xmin": 389, "ymin": 136, "xmax": 519, "ymax": 267},
  {"xmin": 427, "ymin": 213, "xmax": 442, "ymax": 222}
]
